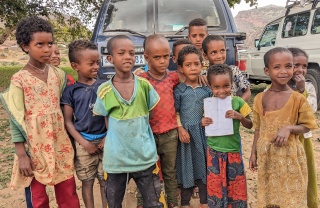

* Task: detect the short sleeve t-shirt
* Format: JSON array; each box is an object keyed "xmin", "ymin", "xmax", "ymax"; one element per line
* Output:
[
  {"xmin": 61, "ymin": 80, "xmax": 107, "ymax": 135},
  {"xmin": 139, "ymin": 71, "xmax": 179, "ymax": 134},
  {"xmin": 93, "ymin": 75, "xmax": 160, "ymax": 173},
  {"xmin": 206, "ymin": 96, "xmax": 251, "ymax": 153}
]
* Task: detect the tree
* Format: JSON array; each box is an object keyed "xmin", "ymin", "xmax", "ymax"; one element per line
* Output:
[
  {"xmin": 227, "ymin": 0, "xmax": 258, "ymax": 8},
  {"xmin": 0, "ymin": 0, "xmax": 103, "ymax": 44}
]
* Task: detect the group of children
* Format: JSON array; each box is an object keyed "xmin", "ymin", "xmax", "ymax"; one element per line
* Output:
[{"xmin": 0, "ymin": 15, "xmax": 318, "ymax": 208}]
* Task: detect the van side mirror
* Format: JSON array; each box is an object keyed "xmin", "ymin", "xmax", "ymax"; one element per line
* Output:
[{"xmin": 255, "ymin": 39, "xmax": 260, "ymax": 48}]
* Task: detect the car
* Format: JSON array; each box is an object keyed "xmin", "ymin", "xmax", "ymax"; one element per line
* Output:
[
  {"xmin": 91, "ymin": 0, "xmax": 246, "ymax": 80},
  {"xmin": 240, "ymin": 0, "xmax": 320, "ymax": 107}
]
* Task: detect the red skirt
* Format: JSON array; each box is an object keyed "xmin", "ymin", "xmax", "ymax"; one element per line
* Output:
[{"xmin": 207, "ymin": 148, "xmax": 247, "ymax": 208}]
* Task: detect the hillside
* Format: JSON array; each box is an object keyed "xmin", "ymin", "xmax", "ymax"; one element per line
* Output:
[{"xmin": 235, "ymin": 5, "xmax": 286, "ymax": 48}]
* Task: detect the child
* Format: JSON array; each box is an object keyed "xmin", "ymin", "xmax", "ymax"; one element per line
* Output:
[
  {"xmin": 48, "ymin": 43, "xmax": 75, "ymax": 86},
  {"xmin": 61, "ymin": 40, "xmax": 107, "ymax": 208},
  {"xmin": 174, "ymin": 45, "xmax": 212, "ymax": 208},
  {"xmin": 249, "ymin": 47, "xmax": 318, "ymax": 208},
  {"xmin": 93, "ymin": 35, "xmax": 163, "ymax": 207},
  {"xmin": 138, "ymin": 34, "xmax": 180, "ymax": 207},
  {"xmin": 202, "ymin": 35, "xmax": 251, "ymax": 102},
  {"xmin": 202, "ymin": 64, "xmax": 252, "ymax": 207},
  {"xmin": 188, "ymin": 18, "xmax": 209, "ymax": 70},
  {"xmin": 0, "ymin": 16, "xmax": 79, "ymax": 207},
  {"xmin": 287, "ymin": 47, "xmax": 318, "ymax": 208}
]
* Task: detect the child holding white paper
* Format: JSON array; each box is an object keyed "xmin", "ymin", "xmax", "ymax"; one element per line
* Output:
[{"xmin": 202, "ymin": 64, "xmax": 252, "ymax": 207}]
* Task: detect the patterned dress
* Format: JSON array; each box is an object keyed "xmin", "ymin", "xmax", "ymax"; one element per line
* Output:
[
  {"xmin": 174, "ymin": 83, "xmax": 212, "ymax": 188},
  {"xmin": 1, "ymin": 67, "xmax": 75, "ymax": 189},
  {"xmin": 253, "ymin": 91, "xmax": 318, "ymax": 208}
]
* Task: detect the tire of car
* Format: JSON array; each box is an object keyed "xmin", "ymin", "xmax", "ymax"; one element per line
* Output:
[{"xmin": 305, "ymin": 68, "xmax": 320, "ymax": 110}]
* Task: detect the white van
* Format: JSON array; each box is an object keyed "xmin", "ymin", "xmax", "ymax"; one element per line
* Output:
[{"xmin": 240, "ymin": 0, "xmax": 320, "ymax": 107}]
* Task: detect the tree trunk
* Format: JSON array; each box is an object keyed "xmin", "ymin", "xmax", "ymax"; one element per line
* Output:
[{"xmin": 0, "ymin": 26, "xmax": 16, "ymax": 45}]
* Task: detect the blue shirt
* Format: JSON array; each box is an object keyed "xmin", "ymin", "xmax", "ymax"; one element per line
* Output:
[{"xmin": 61, "ymin": 80, "xmax": 107, "ymax": 137}]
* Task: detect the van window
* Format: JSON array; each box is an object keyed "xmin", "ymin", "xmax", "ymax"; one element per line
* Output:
[
  {"xmin": 282, "ymin": 12, "xmax": 310, "ymax": 38},
  {"xmin": 311, "ymin": 9, "xmax": 320, "ymax": 34},
  {"xmin": 157, "ymin": 0, "xmax": 224, "ymax": 32},
  {"xmin": 259, "ymin": 23, "xmax": 279, "ymax": 47},
  {"xmin": 101, "ymin": 0, "xmax": 225, "ymax": 35}
]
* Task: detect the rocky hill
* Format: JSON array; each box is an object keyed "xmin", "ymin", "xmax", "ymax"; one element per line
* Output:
[{"xmin": 235, "ymin": 5, "xmax": 286, "ymax": 49}]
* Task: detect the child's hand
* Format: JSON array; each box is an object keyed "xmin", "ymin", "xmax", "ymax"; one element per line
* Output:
[
  {"xmin": 201, "ymin": 117, "xmax": 213, "ymax": 126},
  {"xmin": 225, "ymin": 110, "xmax": 243, "ymax": 120},
  {"xmin": 83, "ymin": 141, "xmax": 99, "ymax": 155},
  {"xmin": 293, "ymin": 74, "xmax": 305, "ymax": 92},
  {"xmin": 249, "ymin": 152, "xmax": 258, "ymax": 172},
  {"xmin": 18, "ymin": 155, "xmax": 35, "ymax": 177},
  {"xmin": 178, "ymin": 126, "xmax": 190, "ymax": 143},
  {"xmin": 97, "ymin": 137, "xmax": 106, "ymax": 150},
  {"xmin": 198, "ymin": 75, "xmax": 208, "ymax": 86},
  {"xmin": 271, "ymin": 126, "xmax": 291, "ymax": 147}
]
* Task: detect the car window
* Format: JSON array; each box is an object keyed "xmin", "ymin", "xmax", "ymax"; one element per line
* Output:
[
  {"xmin": 157, "ymin": 0, "xmax": 223, "ymax": 32},
  {"xmin": 282, "ymin": 12, "xmax": 310, "ymax": 38},
  {"xmin": 311, "ymin": 9, "xmax": 320, "ymax": 34},
  {"xmin": 102, "ymin": 0, "xmax": 151, "ymax": 34},
  {"xmin": 101, "ymin": 0, "xmax": 225, "ymax": 35},
  {"xmin": 259, "ymin": 23, "xmax": 279, "ymax": 47}
]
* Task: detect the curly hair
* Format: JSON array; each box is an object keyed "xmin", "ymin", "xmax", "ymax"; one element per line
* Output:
[
  {"xmin": 202, "ymin": 35, "xmax": 225, "ymax": 55},
  {"xmin": 264, "ymin": 47, "xmax": 292, "ymax": 68},
  {"xmin": 288, "ymin": 47, "xmax": 308, "ymax": 59},
  {"xmin": 189, "ymin": 18, "xmax": 207, "ymax": 27},
  {"xmin": 106, "ymin": 35, "xmax": 131, "ymax": 55},
  {"xmin": 207, "ymin": 64, "xmax": 233, "ymax": 86},
  {"xmin": 177, "ymin": 45, "xmax": 203, "ymax": 66},
  {"xmin": 172, "ymin": 39, "xmax": 192, "ymax": 56},
  {"xmin": 68, "ymin": 40, "xmax": 98, "ymax": 63},
  {"xmin": 16, "ymin": 16, "xmax": 53, "ymax": 53}
]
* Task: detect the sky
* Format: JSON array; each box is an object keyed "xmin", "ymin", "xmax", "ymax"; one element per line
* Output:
[{"xmin": 231, "ymin": 0, "xmax": 288, "ymax": 16}]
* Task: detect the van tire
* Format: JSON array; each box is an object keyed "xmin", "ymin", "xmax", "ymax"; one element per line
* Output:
[{"xmin": 305, "ymin": 68, "xmax": 320, "ymax": 110}]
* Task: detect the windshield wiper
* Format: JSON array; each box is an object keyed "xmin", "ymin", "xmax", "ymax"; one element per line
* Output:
[
  {"xmin": 104, "ymin": 29, "xmax": 147, "ymax": 38},
  {"xmin": 174, "ymin": 25, "xmax": 221, "ymax": 35}
]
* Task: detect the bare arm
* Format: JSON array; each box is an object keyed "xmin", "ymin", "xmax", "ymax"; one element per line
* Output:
[
  {"xmin": 63, "ymin": 105, "xmax": 98, "ymax": 154},
  {"xmin": 249, "ymin": 129, "xmax": 259, "ymax": 172},
  {"xmin": 225, "ymin": 110, "xmax": 252, "ymax": 129},
  {"xmin": 271, "ymin": 125, "xmax": 309, "ymax": 147},
  {"xmin": 15, "ymin": 142, "xmax": 35, "ymax": 177},
  {"xmin": 241, "ymin": 87, "xmax": 251, "ymax": 102}
]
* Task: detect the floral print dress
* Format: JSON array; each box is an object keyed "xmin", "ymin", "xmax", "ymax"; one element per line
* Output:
[{"xmin": 8, "ymin": 67, "xmax": 75, "ymax": 188}]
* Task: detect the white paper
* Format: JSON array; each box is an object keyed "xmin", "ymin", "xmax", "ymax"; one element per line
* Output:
[{"xmin": 204, "ymin": 96, "xmax": 234, "ymax": 136}]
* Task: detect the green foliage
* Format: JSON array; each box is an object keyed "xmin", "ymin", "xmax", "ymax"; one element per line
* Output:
[
  {"xmin": 0, "ymin": 0, "xmax": 103, "ymax": 44},
  {"xmin": 227, "ymin": 0, "xmax": 258, "ymax": 8},
  {"xmin": 0, "ymin": 66, "xmax": 77, "ymax": 89}
]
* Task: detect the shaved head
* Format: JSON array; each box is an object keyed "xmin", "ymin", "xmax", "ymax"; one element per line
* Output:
[{"xmin": 144, "ymin": 34, "xmax": 169, "ymax": 54}]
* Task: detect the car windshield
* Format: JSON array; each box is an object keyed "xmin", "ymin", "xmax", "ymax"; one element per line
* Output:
[{"xmin": 102, "ymin": 0, "xmax": 224, "ymax": 35}]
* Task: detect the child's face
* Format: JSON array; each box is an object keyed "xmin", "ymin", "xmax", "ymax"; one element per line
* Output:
[
  {"xmin": 72, "ymin": 49, "xmax": 100, "ymax": 79},
  {"xmin": 209, "ymin": 73, "xmax": 232, "ymax": 99},
  {"xmin": 172, "ymin": 44, "xmax": 189, "ymax": 63},
  {"xmin": 264, "ymin": 52, "xmax": 294, "ymax": 86},
  {"xmin": 204, "ymin": 40, "xmax": 226, "ymax": 65},
  {"xmin": 49, "ymin": 44, "xmax": 61, "ymax": 67},
  {"xmin": 22, "ymin": 32, "xmax": 53, "ymax": 64},
  {"xmin": 188, "ymin": 26, "xmax": 208, "ymax": 50},
  {"xmin": 144, "ymin": 39, "xmax": 170, "ymax": 74},
  {"xmin": 107, "ymin": 39, "xmax": 135, "ymax": 73},
  {"xmin": 178, "ymin": 53, "xmax": 202, "ymax": 82},
  {"xmin": 292, "ymin": 55, "xmax": 308, "ymax": 80}
]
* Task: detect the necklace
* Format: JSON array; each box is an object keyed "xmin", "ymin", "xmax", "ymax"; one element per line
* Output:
[
  {"xmin": 268, "ymin": 88, "xmax": 289, "ymax": 92},
  {"xmin": 148, "ymin": 71, "xmax": 166, "ymax": 80},
  {"xmin": 27, "ymin": 62, "xmax": 47, "ymax": 75}
]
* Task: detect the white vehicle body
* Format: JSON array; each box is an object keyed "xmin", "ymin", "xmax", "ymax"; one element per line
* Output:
[{"xmin": 241, "ymin": 0, "xmax": 320, "ymax": 107}]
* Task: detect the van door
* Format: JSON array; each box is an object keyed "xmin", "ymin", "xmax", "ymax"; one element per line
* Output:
[{"xmin": 249, "ymin": 22, "xmax": 280, "ymax": 79}]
